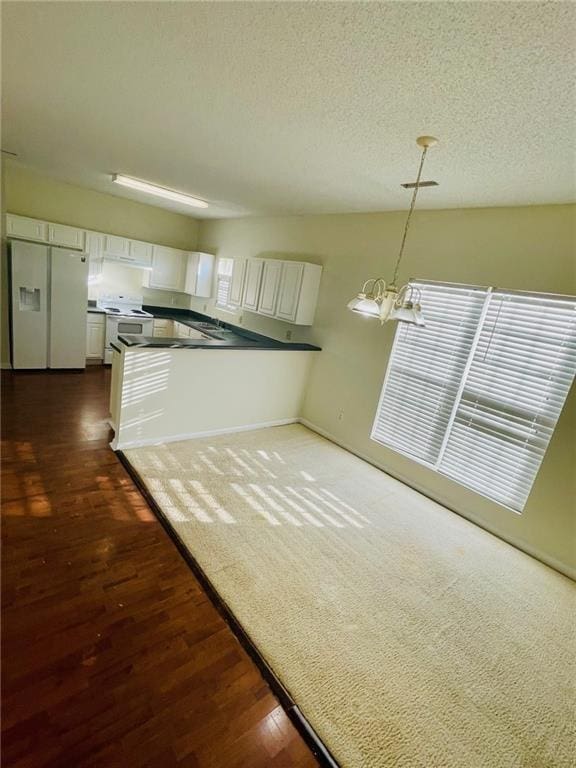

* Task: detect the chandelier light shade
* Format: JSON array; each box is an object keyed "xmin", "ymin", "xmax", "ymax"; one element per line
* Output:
[
  {"xmin": 347, "ymin": 135, "xmax": 438, "ymax": 325},
  {"xmin": 388, "ymin": 285, "xmax": 426, "ymax": 326},
  {"xmin": 347, "ymin": 278, "xmax": 386, "ymax": 317}
]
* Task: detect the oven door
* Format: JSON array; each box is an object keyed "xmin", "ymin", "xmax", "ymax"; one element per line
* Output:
[{"xmin": 105, "ymin": 316, "xmax": 154, "ymax": 348}]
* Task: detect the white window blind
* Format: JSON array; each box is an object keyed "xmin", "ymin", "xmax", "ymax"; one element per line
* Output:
[
  {"xmin": 215, "ymin": 258, "xmax": 234, "ymax": 307},
  {"xmin": 372, "ymin": 282, "xmax": 488, "ymax": 465},
  {"xmin": 372, "ymin": 281, "xmax": 576, "ymax": 512}
]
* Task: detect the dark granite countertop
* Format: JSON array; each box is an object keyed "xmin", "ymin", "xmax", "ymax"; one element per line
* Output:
[
  {"xmin": 118, "ymin": 334, "xmax": 319, "ymax": 351},
  {"xmin": 115, "ymin": 304, "xmax": 321, "ymax": 351}
]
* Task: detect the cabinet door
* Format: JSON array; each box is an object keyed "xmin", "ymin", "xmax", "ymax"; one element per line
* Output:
[
  {"xmin": 187, "ymin": 328, "xmax": 208, "ymax": 340},
  {"xmin": 86, "ymin": 317, "xmax": 105, "ymax": 358},
  {"xmin": 48, "ymin": 223, "xmax": 85, "ymax": 250},
  {"xmin": 185, "ymin": 252, "xmax": 214, "ymax": 297},
  {"xmin": 184, "ymin": 253, "xmax": 199, "ymax": 295},
  {"xmin": 176, "ymin": 322, "xmax": 190, "ymax": 338},
  {"xmin": 153, "ymin": 320, "xmax": 173, "ymax": 337},
  {"xmin": 242, "ymin": 259, "xmax": 264, "ymax": 311},
  {"xmin": 194, "ymin": 253, "xmax": 214, "ymax": 297},
  {"xmin": 258, "ymin": 260, "xmax": 283, "ymax": 316},
  {"xmin": 128, "ymin": 240, "xmax": 153, "ymax": 267},
  {"xmin": 276, "ymin": 262, "xmax": 304, "ymax": 322},
  {"xmin": 229, "ymin": 260, "xmax": 246, "ymax": 306},
  {"xmin": 104, "ymin": 234, "xmax": 130, "ymax": 260},
  {"xmin": 85, "ymin": 232, "xmax": 105, "ymax": 284},
  {"xmin": 150, "ymin": 246, "xmax": 186, "ymax": 291},
  {"xmin": 6, "ymin": 214, "xmax": 48, "ymax": 243}
]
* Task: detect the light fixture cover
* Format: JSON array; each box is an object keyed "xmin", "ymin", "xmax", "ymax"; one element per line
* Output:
[
  {"xmin": 389, "ymin": 299, "xmax": 426, "ymax": 326},
  {"xmin": 112, "ymin": 174, "xmax": 209, "ymax": 209},
  {"xmin": 350, "ymin": 297, "xmax": 382, "ymax": 317}
]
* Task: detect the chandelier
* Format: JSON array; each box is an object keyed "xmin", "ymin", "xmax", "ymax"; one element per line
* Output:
[{"xmin": 347, "ymin": 135, "xmax": 438, "ymax": 325}]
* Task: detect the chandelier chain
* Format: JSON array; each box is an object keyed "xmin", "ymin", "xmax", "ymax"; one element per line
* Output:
[{"xmin": 391, "ymin": 145, "xmax": 429, "ymax": 286}]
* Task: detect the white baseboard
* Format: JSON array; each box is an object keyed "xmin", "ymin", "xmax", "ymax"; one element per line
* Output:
[
  {"xmin": 299, "ymin": 418, "xmax": 575, "ymax": 582},
  {"xmin": 111, "ymin": 417, "xmax": 299, "ymax": 451}
]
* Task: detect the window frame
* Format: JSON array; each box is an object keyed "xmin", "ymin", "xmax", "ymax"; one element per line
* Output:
[
  {"xmin": 371, "ymin": 280, "xmax": 576, "ymax": 514},
  {"xmin": 215, "ymin": 257, "xmax": 235, "ymax": 310}
]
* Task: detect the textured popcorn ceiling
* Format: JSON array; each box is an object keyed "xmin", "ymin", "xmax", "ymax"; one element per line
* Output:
[{"xmin": 2, "ymin": 2, "xmax": 575, "ymax": 218}]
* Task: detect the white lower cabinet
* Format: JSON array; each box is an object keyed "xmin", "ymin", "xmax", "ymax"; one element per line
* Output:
[
  {"xmin": 258, "ymin": 260, "xmax": 283, "ymax": 316},
  {"xmin": 86, "ymin": 313, "xmax": 106, "ymax": 359},
  {"xmin": 242, "ymin": 259, "xmax": 264, "ymax": 311},
  {"xmin": 153, "ymin": 319, "xmax": 173, "ymax": 337},
  {"xmin": 176, "ymin": 321, "xmax": 190, "ymax": 338},
  {"xmin": 153, "ymin": 318, "xmax": 209, "ymax": 340},
  {"xmin": 187, "ymin": 328, "xmax": 208, "ymax": 339},
  {"xmin": 146, "ymin": 246, "xmax": 186, "ymax": 291}
]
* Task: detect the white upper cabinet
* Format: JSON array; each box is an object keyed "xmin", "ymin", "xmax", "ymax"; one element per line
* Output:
[
  {"xmin": 48, "ymin": 222, "xmax": 85, "ymax": 250},
  {"xmin": 104, "ymin": 235, "xmax": 153, "ymax": 267},
  {"xmin": 103, "ymin": 234, "xmax": 130, "ymax": 260},
  {"xmin": 241, "ymin": 258, "xmax": 322, "ymax": 326},
  {"xmin": 276, "ymin": 262, "xmax": 305, "ymax": 322},
  {"xmin": 7, "ymin": 214, "xmax": 84, "ymax": 251},
  {"xmin": 185, "ymin": 252, "xmax": 214, "ymax": 297},
  {"xmin": 242, "ymin": 259, "xmax": 264, "ymax": 311},
  {"xmin": 128, "ymin": 240, "xmax": 153, "ymax": 268},
  {"xmin": 146, "ymin": 245, "xmax": 186, "ymax": 291},
  {"xmin": 229, "ymin": 259, "xmax": 246, "ymax": 307},
  {"xmin": 282, "ymin": 262, "xmax": 322, "ymax": 325},
  {"xmin": 6, "ymin": 214, "xmax": 48, "ymax": 243},
  {"xmin": 258, "ymin": 260, "xmax": 283, "ymax": 316},
  {"xmin": 85, "ymin": 231, "xmax": 106, "ymax": 283}
]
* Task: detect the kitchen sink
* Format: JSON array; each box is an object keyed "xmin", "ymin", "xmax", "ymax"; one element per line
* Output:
[{"xmin": 189, "ymin": 321, "xmax": 220, "ymax": 330}]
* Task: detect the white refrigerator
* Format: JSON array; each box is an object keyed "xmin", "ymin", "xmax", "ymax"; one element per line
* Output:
[{"xmin": 10, "ymin": 240, "xmax": 89, "ymax": 369}]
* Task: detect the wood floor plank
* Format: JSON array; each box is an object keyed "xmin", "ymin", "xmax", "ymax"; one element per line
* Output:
[{"xmin": 1, "ymin": 367, "xmax": 319, "ymax": 768}]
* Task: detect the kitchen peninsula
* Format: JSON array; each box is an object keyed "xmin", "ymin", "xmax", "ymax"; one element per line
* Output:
[{"xmin": 109, "ymin": 313, "xmax": 321, "ymax": 450}]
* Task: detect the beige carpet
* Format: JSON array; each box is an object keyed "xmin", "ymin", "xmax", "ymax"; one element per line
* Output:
[{"xmin": 124, "ymin": 424, "xmax": 575, "ymax": 768}]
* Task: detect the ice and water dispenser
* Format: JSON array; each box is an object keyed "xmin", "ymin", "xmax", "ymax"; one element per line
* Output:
[{"xmin": 19, "ymin": 286, "xmax": 41, "ymax": 311}]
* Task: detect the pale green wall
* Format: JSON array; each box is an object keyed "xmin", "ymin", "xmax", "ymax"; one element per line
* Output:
[
  {"xmin": 2, "ymin": 160, "xmax": 574, "ymax": 574},
  {"xmin": 198, "ymin": 204, "xmax": 576, "ymax": 577},
  {"xmin": 1, "ymin": 162, "xmax": 199, "ymax": 364},
  {"xmin": 4, "ymin": 162, "xmax": 199, "ymax": 248}
]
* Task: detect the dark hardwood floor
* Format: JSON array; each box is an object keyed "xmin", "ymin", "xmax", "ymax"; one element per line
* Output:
[{"xmin": 1, "ymin": 366, "xmax": 318, "ymax": 768}]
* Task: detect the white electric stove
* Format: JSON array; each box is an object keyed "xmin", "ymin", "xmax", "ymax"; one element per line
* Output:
[{"xmin": 96, "ymin": 294, "xmax": 154, "ymax": 363}]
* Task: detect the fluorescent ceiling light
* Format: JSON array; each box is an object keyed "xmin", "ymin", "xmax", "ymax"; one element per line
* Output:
[{"xmin": 112, "ymin": 174, "xmax": 209, "ymax": 209}]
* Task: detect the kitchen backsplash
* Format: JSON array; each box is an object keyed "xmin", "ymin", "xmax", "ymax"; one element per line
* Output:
[
  {"xmin": 88, "ymin": 262, "xmax": 189, "ymax": 309},
  {"xmin": 187, "ymin": 293, "xmax": 314, "ymax": 345}
]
